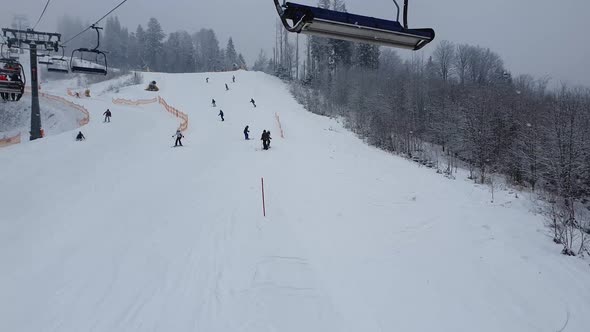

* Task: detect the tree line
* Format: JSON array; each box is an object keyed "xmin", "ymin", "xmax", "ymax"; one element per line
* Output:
[
  {"xmin": 56, "ymin": 16, "xmax": 247, "ymax": 73},
  {"xmin": 274, "ymin": 0, "xmax": 590, "ymax": 256}
]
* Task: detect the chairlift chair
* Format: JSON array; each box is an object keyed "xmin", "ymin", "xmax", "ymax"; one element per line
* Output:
[
  {"xmin": 0, "ymin": 58, "xmax": 26, "ymax": 101},
  {"xmin": 48, "ymin": 46, "xmax": 69, "ymax": 74},
  {"xmin": 7, "ymin": 47, "xmax": 20, "ymax": 60},
  {"xmin": 38, "ymin": 54, "xmax": 54, "ymax": 65},
  {"xmin": 274, "ymin": 0, "xmax": 435, "ymax": 50},
  {"xmin": 70, "ymin": 25, "xmax": 108, "ymax": 75}
]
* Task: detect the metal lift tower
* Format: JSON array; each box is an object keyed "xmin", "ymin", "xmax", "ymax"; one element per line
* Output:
[{"xmin": 2, "ymin": 28, "xmax": 61, "ymax": 140}]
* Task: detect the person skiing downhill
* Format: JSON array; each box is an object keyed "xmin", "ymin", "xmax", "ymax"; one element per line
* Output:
[
  {"xmin": 212, "ymin": 99, "xmax": 216, "ymax": 107},
  {"xmin": 250, "ymin": 98, "xmax": 256, "ymax": 108},
  {"xmin": 206, "ymin": 77, "xmax": 209, "ymax": 83},
  {"xmin": 103, "ymin": 109, "xmax": 112, "ymax": 122},
  {"xmin": 76, "ymin": 131, "xmax": 85, "ymax": 141},
  {"xmin": 261, "ymin": 130, "xmax": 272, "ymax": 150},
  {"xmin": 225, "ymin": 83, "xmax": 229, "ymax": 91},
  {"xmin": 266, "ymin": 131, "xmax": 272, "ymax": 149},
  {"xmin": 218, "ymin": 110, "xmax": 224, "ymax": 121},
  {"xmin": 261, "ymin": 130, "xmax": 267, "ymax": 149},
  {"xmin": 232, "ymin": 75, "xmax": 236, "ymax": 83},
  {"xmin": 172, "ymin": 129, "xmax": 184, "ymax": 147},
  {"xmin": 243, "ymin": 125, "xmax": 250, "ymax": 140}
]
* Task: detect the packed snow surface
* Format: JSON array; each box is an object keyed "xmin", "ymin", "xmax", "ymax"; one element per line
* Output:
[{"xmin": 0, "ymin": 70, "xmax": 589, "ymax": 331}]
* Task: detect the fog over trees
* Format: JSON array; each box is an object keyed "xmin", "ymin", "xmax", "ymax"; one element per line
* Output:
[{"xmin": 56, "ymin": 15, "xmax": 247, "ymax": 73}]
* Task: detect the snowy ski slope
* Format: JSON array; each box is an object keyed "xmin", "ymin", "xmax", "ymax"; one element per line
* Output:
[{"xmin": 0, "ymin": 70, "xmax": 589, "ymax": 331}]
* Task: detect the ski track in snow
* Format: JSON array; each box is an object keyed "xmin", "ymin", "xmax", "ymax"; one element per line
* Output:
[{"xmin": 0, "ymin": 70, "xmax": 589, "ymax": 332}]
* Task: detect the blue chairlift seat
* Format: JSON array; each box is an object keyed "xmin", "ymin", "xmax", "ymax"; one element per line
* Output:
[{"xmin": 275, "ymin": 1, "xmax": 434, "ymax": 50}]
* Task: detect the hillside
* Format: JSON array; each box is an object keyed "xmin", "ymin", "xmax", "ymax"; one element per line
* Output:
[{"xmin": 0, "ymin": 70, "xmax": 589, "ymax": 332}]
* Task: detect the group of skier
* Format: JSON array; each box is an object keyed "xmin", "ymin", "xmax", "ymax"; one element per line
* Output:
[
  {"xmin": 242, "ymin": 125, "xmax": 271, "ymax": 149},
  {"xmin": 76, "ymin": 74, "xmax": 271, "ymax": 150},
  {"xmin": 76, "ymin": 108, "xmax": 113, "ymax": 140}
]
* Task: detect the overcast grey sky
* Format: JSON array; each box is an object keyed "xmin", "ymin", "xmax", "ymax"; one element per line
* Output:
[{"xmin": 2, "ymin": 0, "xmax": 589, "ymax": 86}]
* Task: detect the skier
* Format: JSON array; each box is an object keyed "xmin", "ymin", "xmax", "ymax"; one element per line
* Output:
[
  {"xmin": 75, "ymin": 131, "xmax": 85, "ymax": 141},
  {"xmin": 261, "ymin": 130, "xmax": 269, "ymax": 150},
  {"xmin": 232, "ymin": 75, "xmax": 236, "ymax": 83},
  {"xmin": 103, "ymin": 109, "xmax": 112, "ymax": 123},
  {"xmin": 218, "ymin": 110, "xmax": 224, "ymax": 121},
  {"xmin": 212, "ymin": 99, "xmax": 216, "ymax": 107},
  {"xmin": 250, "ymin": 98, "xmax": 256, "ymax": 108},
  {"xmin": 206, "ymin": 77, "xmax": 209, "ymax": 83},
  {"xmin": 225, "ymin": 83, "xmax": 229, "ymax": 91},
  {"xmin": 172, "ymin": 129, "xmax": 184, "ymax": 147},
  {"xmin": 266, "ymin": 131, "xmax": 272, "ymax": 149},
  {"xmin": 243, "ymin": 125, "xmax": 250, "ymax": 140}
]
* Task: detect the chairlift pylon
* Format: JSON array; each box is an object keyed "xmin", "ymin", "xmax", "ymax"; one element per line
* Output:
[
  {"xmin": 70, "ymin": 25, "xmax": 108, "ymax": 75},
  {"xmin": 274, "ymin": 0, "xmax": 435, "ymax": 50}
]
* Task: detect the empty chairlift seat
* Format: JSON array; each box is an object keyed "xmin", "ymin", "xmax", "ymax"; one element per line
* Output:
[
  {"xmin": 48, "ymin": 46, "xmax": 69, "ymax": 74},
  {"xmin": 275, "ymin": 1, "xmax": 435, "ymax": 50},
  {"xmin": 47, "ymin": 58, "xmax": 69, "ymax": 74},
  {"xmin": 70, "ymin": 49, "xmax": 107, "ymax": 75},
  {"xmin": 38, "ymin": 55, "xmax": 54, "ymax": 65},
  {"xmin": 69, "ymin": 25, "xmax": 108, "ymax": 75}
]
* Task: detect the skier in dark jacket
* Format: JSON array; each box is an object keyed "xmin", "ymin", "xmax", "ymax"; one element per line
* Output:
[
  {"xmin": 261, "ymin": 130, "xmax": 267, "ymax": 150},
  {"xmin": 243, "ymin": 125, "xmax": 250, "ymax": 140},
  {"xmin": 265, "ymin": 131, "xmax": 272, "ymax": 149},
  {"xmin": 212, "ymin": 99, "xmax": 216, "ymax": 107},
  {"xmin": 261, "ymin": 130, "xmax": 272, "ymax": 150},
  {"xmin": 225, "ymin": 83, "xmax": 229, "ymax": 91},
  {"xmin": 218, "ymin": 110, "xmax": 224, "ymax": 121},
  {"xmin": 103, "ymin": 109, "xmax": 112, "ymax": 123},
  {"xmin": 76, "ymin": 131, "xmax": 85, "ymax": 141},
  {"xmin": 206, "ymin": 77, "xmax": 209, "ymax": 83},
  {"xmin": 250, "ymin": 98, "xmax": 256, "ymax": 108},
  {"xmin": 232, "ymin": 75, "xmax": 236, "ymax": 83},
  {"xmin": 172, "ymin": 129, "xmax": 184, "ymax": 147}
]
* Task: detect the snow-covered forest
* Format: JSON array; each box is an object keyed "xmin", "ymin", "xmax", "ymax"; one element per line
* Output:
[
  {"xmin": 265, "ymin": 0, "xmax": 590, "ymax": 256},
  {"xmin": 57, "ymin": 16, "xmax": 247, "ymax": 72}
]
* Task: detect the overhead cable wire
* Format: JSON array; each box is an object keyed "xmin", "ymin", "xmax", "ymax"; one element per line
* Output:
[
  {"xmin": 32, "ymin": 0, "xmax": 52, "ymax": 30},
  {"xmin": 62, "ymin": 0, "xmax": 130, "ymax": 46}
]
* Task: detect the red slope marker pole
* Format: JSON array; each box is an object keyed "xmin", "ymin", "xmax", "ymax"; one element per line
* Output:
[{"xmin": 261, "ymin": 177, "xmax": 266, "ymax": 217}]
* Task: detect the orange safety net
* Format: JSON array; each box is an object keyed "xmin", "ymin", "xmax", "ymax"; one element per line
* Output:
[
  {"xmin": 112, "ymin": 97, "xmax": 158, "ymax": 106},
  {"xmin": 41, "ymin": 93, "xmax": 90, "ymax": 126},
  {"xmin": 275, "ymin": 112, "xmax": 285, "ymax": 138},
  {"xmin": 0, "ymin": 133, "xmax": 21, "ymax": 147},
  {"xmin": 158, "ymin": 96, "xmax": 189, "ymax": 131}
]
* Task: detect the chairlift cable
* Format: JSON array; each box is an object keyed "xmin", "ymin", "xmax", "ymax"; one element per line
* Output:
[
  {"xmin": 32, "ymin": 0, "xmax": 52, "ymax": 30},
  {"xmin": 62, "ymin": 0, "xmax": 130, "ymax": 46}
]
